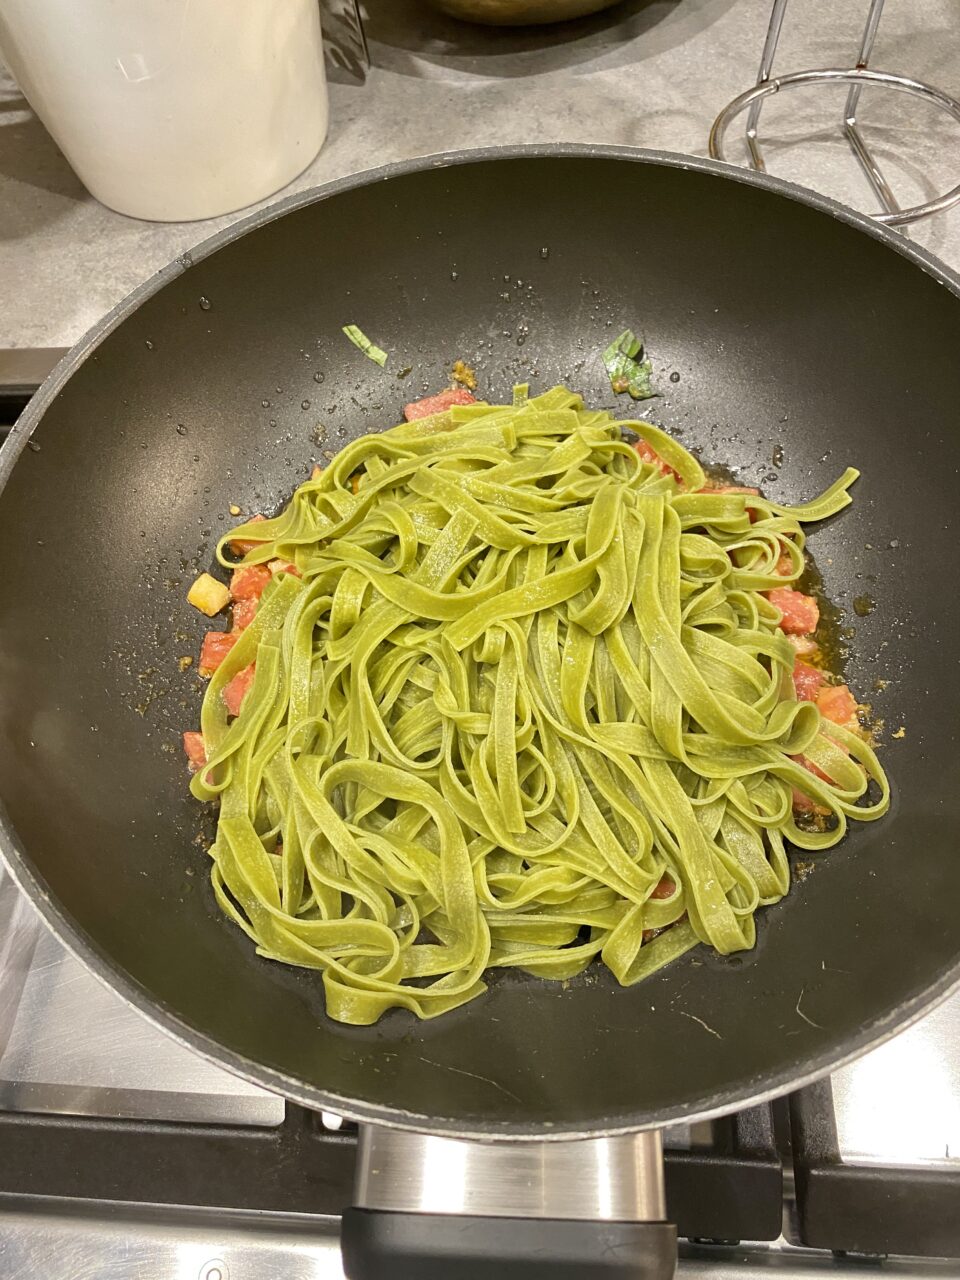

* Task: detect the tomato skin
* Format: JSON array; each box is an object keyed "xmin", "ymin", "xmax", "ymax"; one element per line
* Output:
[
  {"xmin": 198, "ymin": 630, "xmax": 238, "ymax": 676},
  {"xmin": 766, "ymin": 586, "xmax": 820, "ymax": 635},
  {"xmin": 791, "ymin": 783, "xmax": 830, "ymax": 816},
  {"xmin": 790, "ymin": 752, "xmax": 831, "ymax": 784},
  {"xmin": 650, "ymin": 873, "xmax": 675, "ymax": 899},
  {"xmin": 231, "ymin": 597, "xmax": 258, "ymax": 632},
  {"xmin": 403, "ymin": 388, "xmax": 476, "ymax": 421},
  {"xmin": 793, "ymin": 660, "xmax": 825, "ymax": 702},
  {"xmin": 817, "ymin": 683, "xmax": 859, "ymax": 727},
  {"xmin": 267, "ymin": 558, "xmax": 301, "ymax": 578},
  {"xmin": 633, "ymin": 439, "xmax": 680, "ymax": 481},
  {"xmin": 183, "ymin": 731, "xmax": 206, "ymax": 772},
  {"xmin": 230, "ymin": 564, "xmax": 271, "ymax": 601},
  {"xmin": 229, "ymin": 512, "xmax": 267, "ymax": 556},
  {"xmin": 224, "ymin": 664, "xmax": 256, "ymax": 716}
]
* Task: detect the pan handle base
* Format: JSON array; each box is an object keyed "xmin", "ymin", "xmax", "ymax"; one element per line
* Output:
[{"xmin": 341, "ymin": 1208, "xmax": 677, "ymax": 1279}]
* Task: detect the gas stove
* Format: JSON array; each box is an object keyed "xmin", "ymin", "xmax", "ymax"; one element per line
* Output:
[{"xmin": 1, "ymin": 362, "xmax": 959, "ymax": 1279}]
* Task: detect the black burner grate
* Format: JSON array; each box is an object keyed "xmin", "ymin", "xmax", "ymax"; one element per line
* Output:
[
  {"xmin": 0, "ymin": 1103, "xmax": 784, "ymax": 1242},
  {"xmin": 791, "ymin": 1079, "xmax": 960, "ymax": 1259}
]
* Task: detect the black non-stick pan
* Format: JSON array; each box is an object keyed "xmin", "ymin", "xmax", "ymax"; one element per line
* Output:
[{"xmin": 1, "ymin": 147, "xmax": 960, "ymax": 1276}]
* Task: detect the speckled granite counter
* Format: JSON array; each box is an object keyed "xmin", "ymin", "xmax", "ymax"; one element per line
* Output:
[{"xmin": 1, "ymin": 0, "xmax": 959, "ymax": 348}]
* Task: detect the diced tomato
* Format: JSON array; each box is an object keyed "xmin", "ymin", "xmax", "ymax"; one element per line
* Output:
[
  {"xmin": 182, "ymin": 731, "xmax": 206, "ymax": 773},
  {"xmin": 633, "ymin": 440, "xmax": 680, "ymax": 481},
  {"xmin": 231, "ymin": 597, "xmax": 258, "ymax": 632},
  {"xmin": 230, "ymin": 564, "xmax": 271, "ymax": 601},
  {"xmin": 817, "ymin": 683, "xmax": 859, "ymax": 727},
  {"xmin": 650, "ymin": 873, "xmax": 675, "ymax": 899},
  {"xmin": 791, "ymin": 785, "xmax": 830, "ymax": 816},
  {"xmin": 787, "ymin": 633, "xmax": 819, "ymax": 657},
  {"xmin": 267, "ymin": 558, "xmax": 301, "ymax": 578},
  {"xmin": 790, "ymin": 753, "xmax": 831, "ymax": 785},
  {"xmin": 403, "ymin": 388, "xmax": 476, "ymax": 421},
  {"xmin": 776, "ymin": 549, "xmax": 794, "ymax": 576},
  {"xmin": 310, "ymin": 465, "xmax": 324, "ymax": 480},
  {"xmin": 766, "ymin": 586, "xmax": 819, "ymax": 635},
  {"xmin": 198, "ymin": 630, "xmax": 238, "ymax": 676},
  {"xmin": 224, "ymin": 664, "xmax": 256, "ymax": 716},
  {"xmin": 792, "ymin": 660, "xmax": 825, "ymax": 703},
  {"xmin": 229, "ymin": 512, "xmax": 267, "ymax": 556}
]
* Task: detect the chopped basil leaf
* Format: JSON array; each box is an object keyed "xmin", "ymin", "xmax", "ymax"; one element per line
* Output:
[
  {"xmin": 602, "ymin": 328, "xmax": 656, "ymax": 400},
  {"xmin": 342, "ymin": 324, "xmax": 388, "ymax": 367}
]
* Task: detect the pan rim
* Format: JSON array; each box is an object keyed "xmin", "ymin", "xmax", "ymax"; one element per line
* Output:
[{"xmin": 2, "ymin": 142, "xmax": 960, "ymax": 1141}]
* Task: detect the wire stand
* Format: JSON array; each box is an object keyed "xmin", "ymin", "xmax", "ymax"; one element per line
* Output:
[{"xmin": 709, "ymin": 0, "xmax": 960, "ymax": 227}]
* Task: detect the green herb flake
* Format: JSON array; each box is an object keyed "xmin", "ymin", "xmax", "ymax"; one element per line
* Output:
[
  {"xmin": 602, "ymin": 328, "xmax": 656, "ymax": 400},
  {"xmin": 342, "ymin": 324, "xmax": 388, "ymax": 368}
]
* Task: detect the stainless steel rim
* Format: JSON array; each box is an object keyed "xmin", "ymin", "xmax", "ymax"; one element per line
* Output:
[{"xmin": 709, "ymin": 67, "xmax": 960, "ymax": 227}]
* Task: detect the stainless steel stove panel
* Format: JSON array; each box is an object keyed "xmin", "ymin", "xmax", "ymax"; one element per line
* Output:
[{"xmin": 0, "ymin": 874, "xmax": 284, "ymax": 1127}]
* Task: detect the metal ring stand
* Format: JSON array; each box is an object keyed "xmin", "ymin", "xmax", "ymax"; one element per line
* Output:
[{"xmin": 709, "ymin": 0, "xmax": 960, "ymax": 227}]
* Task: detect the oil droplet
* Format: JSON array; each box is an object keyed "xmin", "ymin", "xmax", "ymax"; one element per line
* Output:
[
  {"xmin": 450, "ymin": 270, "xmax": 459, "ymax": 281},
  {"xmin": 27, "ymin": 439, "xmax": 41, "ymax": 452},
  {"xmin": 669, "ymin": 371, "xmax": 681, "ymax": 384},
  {"xmin": 313, "ymin": 371, "xmax": 325, "ymax": 383},
  {"xmin": 540, "ymin": 247, "xmax": 550, "ymax": 259},
  {"xmin": 301, "ymin": 399, "xmax": 311, "ymax": 411},
  {"xmin": 261, "ymin": 399, "xmax": 270, "ymax": 408},
  {"xmin": 853, "ymin": 594, "xmax": 876, "ymax": 617},
  {"xmin": 199, "ymin": 296, "xmax": 211, "ymax": 311},
  {"xmin": 145, "ymin": 339, "xmax": 155, "ymax": 350},
  {"xmin": 176, "ymin": 424, "xmax": 188, "ymax": 436},
  {"xmin": 772, "ymin": 443, "xmax": 784, "ymax": 467}
]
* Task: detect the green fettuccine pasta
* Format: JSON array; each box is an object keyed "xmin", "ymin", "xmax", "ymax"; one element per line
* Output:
[{"xmin": 189, "ymin": 386, "xmax": 888, "ymax": 1025}]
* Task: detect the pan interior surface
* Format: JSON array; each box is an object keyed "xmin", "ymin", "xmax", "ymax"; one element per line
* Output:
[{"xmin": 1, "ymin": 152, "xmax": 959, "ymax": 1137}]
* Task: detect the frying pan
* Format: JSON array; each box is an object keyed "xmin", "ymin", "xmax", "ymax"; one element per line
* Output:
[{"xmin": 2, "ymin": 146, "xmax": 960, "ymax": 1277}]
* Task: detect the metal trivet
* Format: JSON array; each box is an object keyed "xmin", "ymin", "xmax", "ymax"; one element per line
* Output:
[{"xmin": 709, "ymin": 0, "xmax": 960, "ymax": 227}]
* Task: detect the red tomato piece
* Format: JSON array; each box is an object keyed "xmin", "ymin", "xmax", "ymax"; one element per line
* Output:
[
  {"xmin": 792, "ymin": 660, "xmax": 825, "ymax": 703},
  {"xmin": 231, "ymin": 597, "xmax": 258, "ymax": 632},
  {"xmin": 790, "ymin": 752, "xmax": 832, "ymax": 784},
  {"xmin": 230, "ymin": 564, "xmax": 271, "ymax": 601},
  {"xmin": 791, "ymin": 785, "xmax": 830, "ymax": 816},
  {"xmin": 817, "ymin": 683, "xmax": 859, "ymax": 727},
  {"xmin": 224, "ymin": 664, "xmax": 256, "ymax": 717},
  {"xmin": 633, "ymin": 439, "xmax": 680, "ymax": 481},
  {"xmin": 403, "ymin": 388, "xmax": 476, "ymax": 421},
  {"xmin": 198, "ymin": 630, "xmax": 238, "ymax": 676},
  {"xmin": 182, "ymin": 731, "xmax": 206, "ymax": 773},
  {"xmin": 766, "ymin": 586, "xmax": 820, "ymax": 635},
  {"xmin": 229, "ymin": 512, "xmax": 267, "ymax": 556},
  {"xmin": 650, "ymin": 873, "xmax": 675, "ymax": 899},
  {"xmin": 267, "ymin": 558, "xmax": 301, "ymax": 578}
]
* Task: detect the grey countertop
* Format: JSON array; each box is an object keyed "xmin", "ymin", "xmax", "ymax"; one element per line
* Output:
[{"xmin": 2, "ymin": 0, "xmax": 960, "ymax": 350}]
